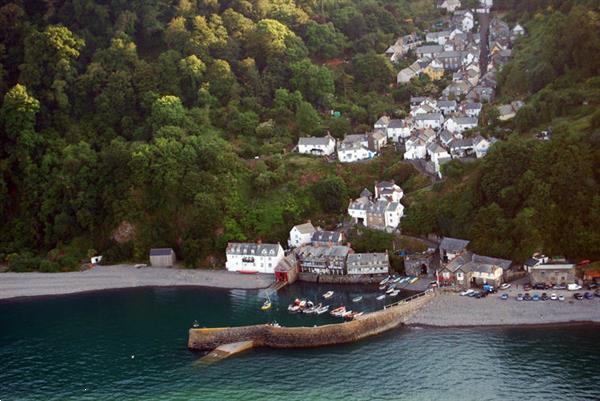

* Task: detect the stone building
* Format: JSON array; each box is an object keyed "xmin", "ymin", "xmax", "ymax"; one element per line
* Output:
[
  {"xmin": 346, "ymin": 252, "xmax": 389, "ymax": 275},
  {"xmin": 296, "ymin": 245, "xmax": 352, "ymax": 275},
  {"xmin": 149, "ymin": 248, "xmax": 176, "ymax": 267},
  {"xmin": 529, "ymin": 264, "xmax": 577, "ymax": 286},
  {"xmin": 404, "ymin": 252, "xmax": 435, "ymax": 276}
]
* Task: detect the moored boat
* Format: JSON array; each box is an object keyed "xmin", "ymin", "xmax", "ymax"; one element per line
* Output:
[
  {"xmin": 330, "ymin": 306, "xmax": 346, "ymax": 317},
  {"xmin": 352, "ymin": 296, "xmax": 363, "ymax": 302},
  {"xmin": 287, "ymin": 304, "xmax": 300, "ymax": 313},
  {"xmin": 323, "ymin": 291, "xmax": 334, "ymax": 299},
  {"xmin": 379, "ymin": 285, "xmax": 387, "ymax": 290},
  {"xmin": 376, "ymin": 294, "xmax": 386, "ymax": 300},
  {"xmin": 261, "ymin": 299, "xmax": 272, "ymax": 311},
  {"xmin": 315, "ymin": 305, "xmax": 330, "ymax": 315},
  {"xmin": 386, "ymin": 286, "xmax": 395, "ymax": 294},
  {"xmin": 389, "ymin": 290, "xmax": 400, "ymax": 297},
  {"xmin": 379, "ymin": 276, "xmax": 390, "ymax": 285}
]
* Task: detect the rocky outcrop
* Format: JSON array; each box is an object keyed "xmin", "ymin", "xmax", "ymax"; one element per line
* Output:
[{"xmin": 188, "ymin": 290, "xmax": 434, "ymax": 351}]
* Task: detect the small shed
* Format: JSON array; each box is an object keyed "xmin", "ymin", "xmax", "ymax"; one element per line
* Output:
[{"xmin": 149, "ymin": 248, "xmax": 176, "ymax": 267}]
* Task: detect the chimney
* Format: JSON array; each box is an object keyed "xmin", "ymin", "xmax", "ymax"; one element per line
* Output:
[{"xmin": 257, "ymin": 239, "xmax": 262, "ymax": 244}]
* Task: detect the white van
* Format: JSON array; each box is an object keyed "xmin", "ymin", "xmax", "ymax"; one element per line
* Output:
[{"xmin": 567, "ymin": 283, "xmax": 582, "ymax": 291}]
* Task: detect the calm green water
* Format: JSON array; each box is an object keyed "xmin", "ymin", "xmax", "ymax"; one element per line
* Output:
[{"xmin": 1, "ymin": 284, "xmax": 598, "ymax": 401}]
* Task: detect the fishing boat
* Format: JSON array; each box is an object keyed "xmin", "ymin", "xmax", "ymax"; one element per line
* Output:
[
  {"xmin": 323, "ymin": 291, "xmax": 334, "ymax": 299},
  {"xmin": 376, "ymin": 294, "xmax": 386, "ymax": 301},
  {"xmin": 389, "ymin": 290, "xmax": 400, "ymax": 297},
  {"xmin": 352, "ymin": 296, "xmax": 363, "ymax": 302},
  {"xmin": 330, "ymin": 306, "xmax": 346, "ymax": 317},
  {"xmin": 261, "ymin": 299, "xmax": 272, "ymax": 311},
  {"xmin": 260, "ymin": 293, "xmax": 272, "ymax": 311},
  {"xmin": 386, "ymin": 286, "xmax": 396, "ymax": 294},
  {"xmin": 287, "ymin": 304, "xmax": 300, "ymax": 313},
  {"xmin": 379, "ymin": 276, "xmax": 390, "ymax": 286},
  {"xmin": 379, "ymin": 284, "xmax": 387, "ymax": 290},
  {"xmin": 315, "ymin": 305, "xmax": 330, "ymax": 315}
]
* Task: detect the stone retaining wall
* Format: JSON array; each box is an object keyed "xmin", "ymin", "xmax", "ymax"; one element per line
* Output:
[
  {"xmin": 298, "ymin": 272, "xmax": 386, "ymax": 284},
  {"xmin": 188, "ymin": 291, "xmax": 434, "ymax": 351}
]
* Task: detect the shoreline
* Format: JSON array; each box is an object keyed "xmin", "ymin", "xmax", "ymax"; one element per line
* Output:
[{"xmin": 0, "ymin": 264, "xmax": 274, "ymax": 301}]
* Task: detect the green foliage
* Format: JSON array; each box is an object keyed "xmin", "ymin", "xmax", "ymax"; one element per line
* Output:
[
  {"xmin": 347, "ymin": 228, "xmax": 395, "ymax": 253},
  {"xmin": 312, "ymin": 176, "xmax": 348, "ymax": 213}
]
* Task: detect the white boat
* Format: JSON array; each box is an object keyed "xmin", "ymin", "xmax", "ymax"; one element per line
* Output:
[
  {"xmin": 323, "ymin": 291, "xmax": 334, "ymax": 299},
  {"xmin": 376, "ymin": 294, "xmax": 386, "ymax": 301},
  {"xmin": 306, "ymin": 300, "xmax": 315, "ymax": 308},
  {"xmin": 392, "ymin": 277, "xmax": 402, "ymax": 283},
  {"xmin": 341, "ymin": 310, "xmax": 353, "ymax": 318},
  {"xmin": 399, "ymin": 277, "xmax": 409, "ymax": 283},
  {"xmin": 379, "ymin": 276, "xmax": 391, "ymax": 285},
  {"xmin": 352, "ymin": 296, "xmax": 363, "ymax": 302},
  {"xmin": 379, "ymin": 285, "xmax": 387, "ymax": 290},
  {"xmin": 299, "ymin": 299, "xmax": 307, "ymax": 308},
  {"xmin": 386, "ymin": 286, "xmax": 395, "ymax": 294},
  {"xmin": 287, "ymin": 304, "xmax": 300, "ymax": 313},
  {"xmin": 330, "ymin": 306, "xmax": 346, "ymax": 317},
  {"xmin": 315, "ymin": 305, "xmax": 330, "ymax": 315},
  {"xmin": 389, "ymin": 290, "xmax": 400, "ymax": 297}
]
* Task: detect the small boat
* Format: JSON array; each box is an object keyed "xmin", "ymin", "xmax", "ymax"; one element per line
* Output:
[
  {"xmin": 386, "ymin": 286, "xmax": 396, "ymax": 294},
  {"xmin": 379, "ymin": 276, "xmax": 390, "ymax": 285},
  {"xmin": 399, "ymin": 277, "xmax": 409, "ymax": 283},
  {"xmin": 306, "ymin": 300, "xmax": 315, "ymax": 308},
  {"xmin": 409, "ymin": 277, "xmax": 419, "ymax": 284},
  {"xmin": 330, "ymin": 306, "xmax": 346, "ymax": 317},
  {"xmin": 352, "ymin": 296, "xmax": 363, "ymax": 303},
  {"xmin": 376, "ymin": 294, "xmax": 386, "ymax": 301},
  {"xmin": 288, "ymin": 304, "xmax": 301, "ymax": 313},
  {"xmin": 345, "ymin": 311, "xmax": 364, "ymax": 321},
  {"xmin": 323, "ymin": 291, "xmax": 334, "ymax": 299},
  {"xmin": 392, "ymin": 277, "xmax": 402, "ymax": 283},
  {"xmin": 341, "ymin": 310, "xmax": 353, "ymax": 318},
  {"xmin": 303, "ymin": 306, "xmax": 317, "ymax": 314},
  {"xmin": 299, "ymin": 299, "xmax": 307, "ymax": 308},
  {"xmin": 315, "ymin": 305, "xmax": 330, "ymax": 315},
  {"xmin": 261, "ymin": 299, "xmax": 272, "ymax": 311},
  {"xmin": 389, "ymin": 290, "xmax": 400, "ymax": 297},
  {"xmin": 379, "ymin": 285, "xmax": 387, "ymax": 290}
]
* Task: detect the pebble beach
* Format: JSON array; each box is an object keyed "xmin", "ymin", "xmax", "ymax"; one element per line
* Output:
[
  {"xmin": 406, "ymin": 290, "xmax": 600, "ymax": 327},
  {"xmin": 0, "ymin": 265, "xmax": 274, "ymax": 301}
]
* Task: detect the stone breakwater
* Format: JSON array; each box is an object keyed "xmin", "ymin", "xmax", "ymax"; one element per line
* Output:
[{"xmin": 188, "ymin": 290, "xmax": 434, "ymax": 351}]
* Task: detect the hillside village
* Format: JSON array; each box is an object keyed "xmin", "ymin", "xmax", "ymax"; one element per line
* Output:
[{"xmin": 297, "ymin": 0, "xmax": 525, "ymax": 178}]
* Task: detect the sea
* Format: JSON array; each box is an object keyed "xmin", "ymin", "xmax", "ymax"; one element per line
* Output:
[{"xmin": 1, "ymin": 283, "xmax": 598, "ymax": 401}]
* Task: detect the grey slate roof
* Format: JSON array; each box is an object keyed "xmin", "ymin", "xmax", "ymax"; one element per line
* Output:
[
  {"xmin": 417, "ymin": 45, "xmax": 443, "ymax": 54},
  {"xmin": 227, "ymin": 243, "xmax": 280, "ymax": 256},
  {"xmin": 149, "ymin": 248, "xmax": 173, "ymax": 256},
  {"xmin": 437, "ymin": 100, "xmax": 457, "ymax": 108},
  {"xmin": 312, "ymin": 231, "xmax": 343, "ymax": 244},
  {"xmin": 440, "ymin": 237, "xmax": 470, "ymax": 253},
  {"xmin": 298, "ymin": 135, "xmax": 333, "ymax": 146},
  {"xmin": 297, "ymin": 245, "xmax": 350, "ymax": 258},
  {"xmin": 472, "ymin": 254, "xmax": 513, "ymax": 270},
  {"xmin": 388, "ymin": 119, "xmax": 406, "ymax": 129},
  {"xmin": 360, "ymin": 188, "xmax": 373, "ymax": 198},
  {"xmin": 293, "ymin": 222, "xmax": 316, "ymax": 235},
  {"xmin": 415, "ymin": 113, "xmax": 443, "ymax": 121}
]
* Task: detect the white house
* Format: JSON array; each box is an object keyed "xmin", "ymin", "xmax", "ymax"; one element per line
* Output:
[
  {"xmin": 463, "ymin": 102, "xmax": 482, "ymax": 117},
  {"xmin": 453, "ymin": 10, "xmax": 474, "ymax": 32},
  {"xmin": 404, "ymin": 137, "xmax": 427, "ymax": 160},
  {"xmin": 414, "ymin": 113, "xmax": 444, "ymax": 130},
  {"xmin": 437, "ymin": 99, "xmax": 457, "ymax": 115},
  {"xmin": 288, "ymin": 221, "xmax": 316, "ymax": 248},
  {"xmin": 384, "ymin": 201, "xmax": 404, "ymax": 229},
  {"xmin": 473, "ymin": 135, "xmax": 496, "ymax": 158},
  {"xmin": 226, "ymin": 243, "xmax": 284, "ymax": 273},
  {"xmin": 375, "ymin": 181, "xmax": 404, "ymax": 203},
  {"xmin": 298, "ymin": 134, "xmax": 336, "ymax": 156},
  {"xmin": 374, "ymin": 116, "xmax": 390, "ymax": 131},
  {"xmin": 410, "ymin": 102, "xmax": 438, "ymax": 117},
  {"xmin": 386, "ymin": 119, "xmax": 412, "ymax": 142},
  {"xmin": 444, "ymin": 116, "xmax": 478, "ymax": 133},
  {"xmin": 427, "ymin": 142, "xmax": 451, "ymax": 165},
  {"xmin": 337, "ymin": 140, "xmax": 377, "ymax": 163},
  {"xmin": 348, "ymin": 197, "xmax": 370, "ymax": 225},
  {"xmin": 426, "ymin": 31, "xmax": 451, "ymax": 45},
  {"xmin": 439, "ymin": 129, "xmax": 455, "ymax": 147},
  {"xmin": 437, "ymin": 0, "xmax": 462, "ymax": 13},
  {"xmin": 369, "ymin": 131, "xmax": 387, "ymax": 151},
  {"xmin": 448, "ymin": 137, "xmax": 475, "ymax": 157}
]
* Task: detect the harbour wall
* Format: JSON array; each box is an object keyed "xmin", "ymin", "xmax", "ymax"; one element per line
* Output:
[{"xmin": 188, "ymin": 290, "xmax": 434, "ymax": 351}]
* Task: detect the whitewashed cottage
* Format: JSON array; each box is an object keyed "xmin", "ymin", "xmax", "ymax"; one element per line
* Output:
[{"xmin": 226, "ymin": 243, "xmax": 285, "ymax": 273}]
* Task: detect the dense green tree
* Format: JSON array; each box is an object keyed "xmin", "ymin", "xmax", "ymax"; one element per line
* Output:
[
  {"xmin": 312, "ymin": 176, "xmax": 348, "ymax": 213},
  {"xmin": 290, "ymin": 59, "xmax": 334, "ymax": 106}
]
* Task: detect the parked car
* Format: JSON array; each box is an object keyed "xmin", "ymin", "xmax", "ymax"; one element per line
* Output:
[
  {"xmin": 500, "ymin": 283, "xmax": 511, "ymax": 290},
  {"xmin": 468, "ymin": 290, "xmax": 478, "ymax": 297},
  {"xmin": 568, "ymin": 283, "xmax": 582, "ymax": 291},
  {"xmin": 583, "ymin": 292, "xmax": 594, "ymax": 300},
  {"xmin": 587, "ymin": 282, "xmax": 598, "ymax": 290},
  {"xmin": 474, "ymin": 291, "xmax": 482, "ymax": 299},
  {"xmin": 558, "ymin": 295, "xmax": 565, "ymax": 301},
  {"xmin": 553, "ymin": 284, "xmax": 567, "ymax": 290},
  {"xmin": 541, "ymin": 293, "xmax": 549, "ymax": 301},
  {"xmin": 517, "ymin": 293, "xmax": 524, "ymax": 301},
  {"xmin": 573, "ymin": 293, "xmax": 583, "ymax": 300},
  {"xmin": 550, "ymin": 293, "xmax": 558, "ymax": 301},
  {"xmin": 500, "ymin": 293, "xmax": 509, "ymax": 300},
  {"xmin": 461, "ymin": 289, "xmax": 475, "ymax": 296},
  {"xmin": 533, "ymin": 283, "xmax": 546, "ymax": 290},
  {"xmin": 532, "ymin": 294, "xmax": 540, "ymax": 301},
  {"xmin": 595, "ymin": 289, "xmax": 600, "ymax": 298},
  {"xmin": 523, "ymin": 293, "xmax": 531, "ymax": 301},
  {"xmin": 523, "ymin": 284, "xmax": 532, "ymax": 291}
]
